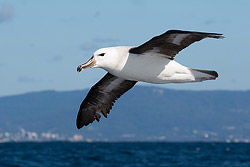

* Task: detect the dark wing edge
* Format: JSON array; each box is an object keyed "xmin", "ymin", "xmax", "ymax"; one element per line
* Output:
[
  {"xmin": 129, "ymin": 30, "xmax": 224, "ymax": 59},
  {"xmin": 76, "ymin": 73, "xmax": 137, "ymax": 129}
]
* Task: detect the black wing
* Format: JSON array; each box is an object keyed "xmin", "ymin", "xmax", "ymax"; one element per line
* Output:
[
  {"xmin": 77, "ymin": 73, "xmax": 137, "ymax": 129},
  {"xmin": 129, "ymin": 30, "xmax": 224, "ymax": 60}
]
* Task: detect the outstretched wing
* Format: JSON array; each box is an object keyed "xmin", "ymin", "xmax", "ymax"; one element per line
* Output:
[
  {"xmin": 77, "ymin": 73, "xmax": 137, "ymax": 129},
  {"xmin": 129, "ymin": 30, "xmax": 224, "ymax": 60}
]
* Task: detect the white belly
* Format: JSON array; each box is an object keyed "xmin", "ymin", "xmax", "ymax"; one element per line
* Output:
[{"xmin": 108, "ymin": 53, "xmax": 195, "ymax": 84}]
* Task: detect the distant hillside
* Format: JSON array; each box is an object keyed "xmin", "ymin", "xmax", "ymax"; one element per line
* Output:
[{"xmin": 0, "ymin": 86, "xmax": 250, "ymax": 142}]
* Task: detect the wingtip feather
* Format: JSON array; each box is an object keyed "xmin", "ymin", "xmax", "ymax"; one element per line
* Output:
[{"xmin": 208, "ymin": 34, "xmax": 225, "ymax": 39}]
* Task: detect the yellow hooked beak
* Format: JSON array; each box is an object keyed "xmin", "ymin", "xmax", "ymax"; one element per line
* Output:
[{"xmin": 77, "ymin": 56, "xmax": 96, "ymax": 72}]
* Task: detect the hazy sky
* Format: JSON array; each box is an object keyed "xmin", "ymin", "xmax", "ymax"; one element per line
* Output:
[{"xmin": 1, "ymin": 0, "xmax": 250, "ymax": 97}]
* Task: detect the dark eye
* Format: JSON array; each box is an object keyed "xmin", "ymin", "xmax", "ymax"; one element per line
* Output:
[{"xmin": 99, "ymin": 53, "xmax": 105, "ymax": 56}]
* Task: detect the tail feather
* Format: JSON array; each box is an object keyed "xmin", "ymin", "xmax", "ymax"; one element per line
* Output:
[{"xmin": 190, "ymin": 68, "xmax": 218, "ymax": 82}]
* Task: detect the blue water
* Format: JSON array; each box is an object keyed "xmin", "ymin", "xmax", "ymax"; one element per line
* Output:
[{"xmin": 0, "ymin": 142, "xmax": 250, "ymax": 167}]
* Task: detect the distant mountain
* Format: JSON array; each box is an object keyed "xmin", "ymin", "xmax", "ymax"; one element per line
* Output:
[{"xmin": 0, "ymin": 86, "xmax": 250, "ymax": 142}]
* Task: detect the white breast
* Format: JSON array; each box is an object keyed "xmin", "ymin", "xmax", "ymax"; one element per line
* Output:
[{"xmin": 108, "ymin": 52, "xmax": 195, "ymax": 84}]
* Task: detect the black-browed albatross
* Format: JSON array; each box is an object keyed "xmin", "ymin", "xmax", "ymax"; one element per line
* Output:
[{"xmin": 76, "ymin": 30, "xmax": 224, "ymax": 129}]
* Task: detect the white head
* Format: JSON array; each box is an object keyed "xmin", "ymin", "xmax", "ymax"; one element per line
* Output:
[{"xmin": 77, "ymin": 46, "xmax": 131, "ymax": 72}]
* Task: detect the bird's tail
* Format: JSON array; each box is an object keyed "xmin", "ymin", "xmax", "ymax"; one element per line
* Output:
[{"xmin": 189, "ymin": 68, "xmax": 218, "ymax": 82}]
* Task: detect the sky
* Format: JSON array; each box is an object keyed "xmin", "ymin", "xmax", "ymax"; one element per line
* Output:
[{"xmin": 0, "ymin": 0, "xmax": 250, "ymax": 97}]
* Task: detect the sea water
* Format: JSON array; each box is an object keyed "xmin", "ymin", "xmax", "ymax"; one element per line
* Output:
[{"xmin": 0, "ymin": 142, "xmax": 250, "ymax": 167}]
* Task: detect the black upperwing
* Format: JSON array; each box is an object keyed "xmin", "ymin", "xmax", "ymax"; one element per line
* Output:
[
  {"xmin": 76, "ymin": 73, "xmax": 137, "ymax": 129},
  {"xmin": 129, "ymin": 30, "xmax": 224, "ymax": 60}
]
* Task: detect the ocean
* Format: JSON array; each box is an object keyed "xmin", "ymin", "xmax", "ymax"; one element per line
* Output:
[{"xmin": 0, "ymin": 142, "xmax": 249, "ymax": 167}]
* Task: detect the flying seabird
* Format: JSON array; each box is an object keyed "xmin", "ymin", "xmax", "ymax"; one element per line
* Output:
[{"xmin": 76, "ymin": 30, "xmax": 224, "ymax": 129}]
